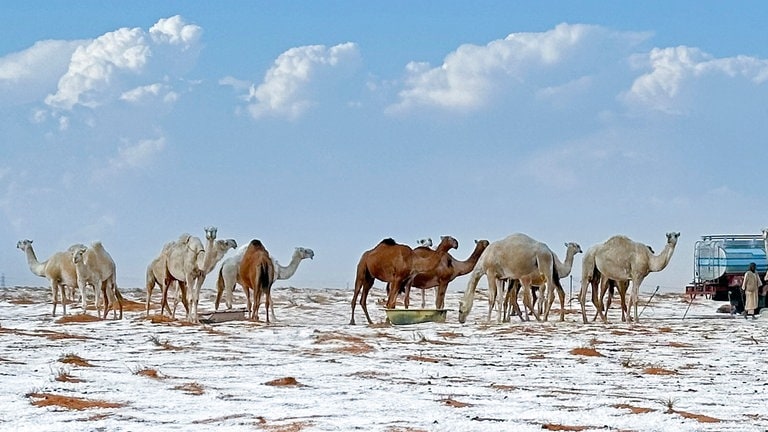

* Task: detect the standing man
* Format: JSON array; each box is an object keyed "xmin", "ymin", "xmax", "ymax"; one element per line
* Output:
[{"xmin": 741, "ymin": 262, "xmax": 761, "ymax": 319}]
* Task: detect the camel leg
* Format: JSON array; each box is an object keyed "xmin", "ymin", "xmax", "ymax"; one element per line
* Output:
[
  {"xmin": 214, "ymin": 282, "xmax": 224, "ymax": 311},
  {"xmin": 264, "ymin": 287, "xmax": 271, "ymax": 324},
  {"xmin": 349, "ymin": 273, "xmax": 370, "ymax": 325},
  {"xmin": 160, "ymin": 280, "xmax": 171, "ymax": 317},
  {"xmin": 486, "ymin": 273, "xmax": 500, "ymax": 323},
  {"xmin": 145, "ymin": 280, "xmax": 155, "ymax": 315},
  {"xmin": 421, "ymin": 288, "xmax": 426, "ymax": 309},
  {"xmin": 101, "ymin": 281, "xmax": 109, "ymax": 320}
]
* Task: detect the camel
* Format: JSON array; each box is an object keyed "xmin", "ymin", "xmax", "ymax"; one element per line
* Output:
[
  {"xmin": 349, "ymin": 235, "xmax": 459, "ymax": 325},
  {"xmin": 458, "ymin": 233, "xmax": 565, "ymax": 324},
  {"xmin": 239, "ymin": 239, "xmax": 276, "ymax": 322},
  {"xmin": 405, "ymin": 239, "xmax": 490, "ymax": 309},
  {"xmin": 578, "ymin": 232, "xmax": 680, "ymax": 324},
  {"xmin": 502, "ymin": 242, "xmax": 582, "ymax": 322},
  {"xmin": 71, "ymin": 243, "xmax": 124, "ymax": 319},
  {"xmin": 162, "ymin": 227, "xmax": 237, "ymax": 322},
  {"xmin": 145, "ymin": 241, "xmax": 186, "ymax": 316},
  {"xmin": 17, "ymin": 240, "xmax": 85, "ymax": 315},
  {"xmin": 214, "ymin": 246, "xmax": 315, "ymax": 315}
]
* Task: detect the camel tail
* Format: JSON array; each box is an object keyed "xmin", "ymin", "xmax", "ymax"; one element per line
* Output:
[
  {"xmin": 259, "ymin": 263, "xmax": 271, "ymax": 293},
  {"xmin": 216, "ymin": 267, "xmax": 225, "ymax": 293}
]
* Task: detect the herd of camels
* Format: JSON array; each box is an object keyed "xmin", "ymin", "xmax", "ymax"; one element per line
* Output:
[{"xmin": 16, "ymin": 226, "xmax": 683, "ymax": 325}]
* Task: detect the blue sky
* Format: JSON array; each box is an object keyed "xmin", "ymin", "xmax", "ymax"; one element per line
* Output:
[{"xmin": 3, "ymin": 1, "xmax": 768, "ymax": 295}]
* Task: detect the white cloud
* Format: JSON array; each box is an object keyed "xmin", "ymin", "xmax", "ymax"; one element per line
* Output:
[
  {"xmin": 108, "ymin": 136, "xmax": 166, "ymax": 171},
  {"xmin": 622, "ymin": 46, "xmax": 768, "ymax": 114},
  {"xmin": 389, "ymin": 23, "xmax": 613, "ymax": 113},
  {"xmin": 44, "ymin": 16, "xmax": 201, "ymax": 111},
  {"xmin": 0, "ymin": 40, "xmax": 85, "ymax": 107},
  {"xmin": 120, "ymin": 83, "xmax": 177, "ymax": 104},
  {"xmin": 246, "ymin": 42, "xmax": 360, "ymax": 119}
]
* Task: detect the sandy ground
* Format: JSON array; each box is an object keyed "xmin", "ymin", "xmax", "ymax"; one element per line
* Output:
[{"xmin": 0, "ymin": 285, "xmax": 767, "ymax": 432}]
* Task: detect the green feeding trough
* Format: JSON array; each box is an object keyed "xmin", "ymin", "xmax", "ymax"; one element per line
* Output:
[{"xmin": 384, "ymin": 308, "xmax": 448, "ymax": 325}]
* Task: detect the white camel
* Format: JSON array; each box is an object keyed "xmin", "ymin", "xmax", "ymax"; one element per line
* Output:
[
  {"xmin": 214, "ymin": 246, "xmax": 315, "ymax": 315},
  {"xmin": 458, "ymin": 233, "xmax": 564, "ymax": 324},
  {"xmin": 72, "ymin": 242, "xmax": 123, "ymax": 319},
  {"xmin": 578, "ymin": 232, "xmax": 680, "ymax": 324},
  {"xmin": 17, "ymin": 240, "xmax": 85, "ymax": 315},
  {"xmin": 162, "ymin": 227, "xmax": 237, "ymax": 322},
  {"xmin": 145, "ymin": 241, "xmax": 185, "ymax": 317},
  {"xmin": 503, "ymin": 242, "xmax": 582, "ymax": 321}
]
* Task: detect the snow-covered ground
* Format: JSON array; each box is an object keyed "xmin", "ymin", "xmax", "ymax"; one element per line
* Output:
[{"xmin": 0, "ymin": 285, "xmax": 766, "ymax": 432}]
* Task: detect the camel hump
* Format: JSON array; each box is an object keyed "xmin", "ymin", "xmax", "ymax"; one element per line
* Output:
[
  {"xmin": 91, "ymin": 241, "xmax": 104, "ymax": 250},
  {"xmin": 380, "ymin": 238, "xmax": 397, "ymax": 246},
  {"xmin": 178, "ymin": 233, "xmax": 192, "ymax": 244},
  {"xmin": 249, "ymin": 239, "xmax": 264, "ymax": 248}
]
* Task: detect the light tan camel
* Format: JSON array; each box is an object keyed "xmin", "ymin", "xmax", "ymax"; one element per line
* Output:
[
  {"xmin": 349, "ymin": 236, "xmax": 459, "ymax": 325},
  {"xmin": 405, "ymin": 239, "xmax": 490, "ymax": 309},
  {"xmin": 72, "ymin": 243, "xmax": 124, "ymax": 319},
  {"xmin": 458, "ymin": 233, "xmax": 563, "ymax": 324},
  {"xmin": 214, "ymin": 246, "xmax": 314, "ymax": 314},
  {"xmin": 502, "ymin": 241, "xmax": 582, "ymax": 321},
  {"xmin": 17, "ymin": 240, "xmax": 85, "ymax": 315},
  {"xmin": 145, "ymin": 242, "xmax": 179, "ymax": 316},
  {"xmin": 239, "ymin": 239, "xmax": 276, "ymax": 322},
  {"xmin": 162, "ymin": 227, "xmax": 237, "ymax": 322},
  {"xmin": 578, "ymin": 232, "xmax": 680, "ymax": 323}
]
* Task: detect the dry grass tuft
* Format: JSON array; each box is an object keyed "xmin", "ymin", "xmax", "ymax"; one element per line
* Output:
[
  {"xmin": 406, "ymin": 355, "xmax": 439, "ymax": 363},
  {"xmin": 173, "ymin": 382, "xmax": 204, "ymax": 395},
  {"xmin": 441, "ymin": 397, "xmax": 471, "ymax": 408},
  {"xmin": 490, "ymin": 384, "xmax": 517, "ymax": 391},
  {"xmin": 264, "ymin": 377, "xmax": 302, "ymax": 387},
  {"xmin": 149, "ymin": 335, "xmax": 184, "ymax": 351},
  {"xmin": 56, "ymin": 313, "xmax": 101, "ymax": 324},
  {"xmin": 59, "ymin": 353, "xmax": 93, "ymax": 367},
  {"xmin": 134, "ymin": 367, "xmax": 162, "ymax": 379},
  {"xmin": 27, "ymin": 392, "xmax": 125, "ymax": 410},
  {"xmin": 55, "ymin": 369, "xmax": 83, "ymax": 383},
  {"xmin": 569, "ymin": 347, "xmax": 603, "ymax": 357}
]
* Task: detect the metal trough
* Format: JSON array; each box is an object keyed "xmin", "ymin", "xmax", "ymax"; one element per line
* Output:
[
  {"xmin": 384, "ymin": 308, "xmax": 448, "ymax": 325},
  {"xmin": 199, "ymin": 308, "xmax": 248, "ymax": 324}
]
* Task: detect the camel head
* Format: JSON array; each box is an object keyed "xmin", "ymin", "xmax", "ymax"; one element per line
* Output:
[
  {"xmin": 16, "ymin": 239, "xmax": 33, "ymax": 251},
  {"xmin": 71, "ymin": 246, "xmax": 88, "ymax": 264},
  {"xmin": 564, "ymin": 242, "xmax": 583, "ymax": 255},
  {"xmin": 217, "ymin": 239, "xmax": 238, "ymax": 252},
  {"xmin": 458, "ymin": 300, "xmax": 470, "ymax": 323},
  {"xmin": 437, "ymin": 236, "xmax": 459, "ymax": 251},
  {"xmin": 665, "ymin": 232, "xmax": 681, "ymax": 246},
  {"xmin": 204, "ymin": 226, "xmax": 218, "ymax": 241},
  {"xmin": 296, "ymin": 247, "xmax": 315, "ymax": 260}
]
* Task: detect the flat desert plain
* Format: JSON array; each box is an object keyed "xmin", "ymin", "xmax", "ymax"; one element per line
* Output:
[{"xmin": 1, "ymin": 285, "xmax": 767, "ymax": 431}]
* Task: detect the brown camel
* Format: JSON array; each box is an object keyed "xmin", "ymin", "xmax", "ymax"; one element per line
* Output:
[
  {"xmin": 405, "ymin": 239, "xmax": 490, "ymax": 309},
  {"xmin": 240, "ymin": 239, "xmax": 276, "ymax": 323},
  {"xmin": 349, "ymin": 235, "xmax": 458, "ymax": 325}
]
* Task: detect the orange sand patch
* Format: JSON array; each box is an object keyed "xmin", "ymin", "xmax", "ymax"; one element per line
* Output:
[
  {"xmin": 542, "ymin": 424, "xmax": 587, "ymax": 431},
  {"xmin": 406, "ymin": 355, "xmax": 439, "ymax": 363},
  {"xmin": 674, "ymin": 410, "xmax": 721, "ymax": 423},
  {"xmin": 135, "ymin": 368, "xmax": 162, "ymax": 379},
  {"xmin": 264, "ymin": 377, "xmax": 302, "ymax": 387},
  {"xmin": 27, "ymin": 392, "xmax": 125, "ymax": 410},
  {"xmin": 0, "ymin": 327, "xmax": 89, "ymax": 341},
  {"xmin": 59, "ymin": 353, "xmax": 94, "ymax": 367},
  {"xmin": 56, "ymin": 313, "xmax": 101, "ymax": 324},
  {"xmin": 569, "ymin": 347, "xmax": 603, "ymax": 357},
  {"xmin": 668, "ymin": 341, "xmax": 692, "ymax": 348},
  {"xmin": 56, "ymin": 371, "xmax": 84, "ymax": 383},
  {"xmin": 8, "ymin": 296, "xmax": 36, "ymax": 305},
  {"xmin": 436, "ymin": 331, "xmax": 464, "ymax": 339},
  {"xmin": 643, "ymin": 367, "xmax": 677, "ymax": 375},
  {"xmin": 613, "ymin": 403, "xmax": 655, "ymax": 414},
  {"xmin": 120, "ymin": 299, "xmax": 146, "ymax": 312},
  {"xmin": 442, "ymin": 397, "xmax": 471, "ymax": 408},
  {"xmin": 491, "ymin": 384, "xmax": 517, "ymax": 391},
  {"xmin": 173, "ymin": 382, "xmax": 204, "ymax": 395},
  {"xmin": 258, "ymin": 420, "xmax": 314, "ymax": 432},
  {"xmin": 658, "ymin": 327, "xmax": 673, "ymax": 333},
  {"xmin": 312, "ymin": 331, "xmax": 374, "ymax": 354}
]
